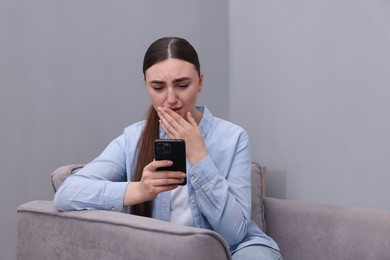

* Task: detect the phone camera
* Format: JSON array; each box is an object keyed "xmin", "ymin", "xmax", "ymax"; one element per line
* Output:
[{"xmin": 156, "ymin": 142, "xmax": 171, "ymax": 154}]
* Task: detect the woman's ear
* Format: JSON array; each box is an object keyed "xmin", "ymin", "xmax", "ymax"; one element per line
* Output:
[{"xmin": 198, "ymin": 72, "xmax": 204, "ymax": 93}]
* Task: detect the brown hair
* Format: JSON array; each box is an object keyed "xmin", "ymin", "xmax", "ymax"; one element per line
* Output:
[{"xmin": 131, "ymin": 37, "xmax": 201, "ymax": 217}]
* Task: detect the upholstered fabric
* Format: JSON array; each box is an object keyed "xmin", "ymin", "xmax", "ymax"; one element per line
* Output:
[
  {"xmin": 17, "ymin": 163, "xmax": 390, "ymax": 260},
  {"xmin": 18, "ymin": 197, "xmax": 390, "ymax": 260},
  {"xmin": 50, "ymin": 164, "xmax": 84, "ymax": 192},
  {"xmin": 250, "ymin": 162, "xmax": 267, "ymax": 232},
  {"xmin": 264, "ymin": 197, "xmax": 390, "ymax": 260},
  {"xmin": 17, "ymin": 200, "xmax": 231, "ymax": 260}
]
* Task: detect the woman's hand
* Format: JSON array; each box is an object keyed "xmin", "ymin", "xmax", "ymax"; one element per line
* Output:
[
  {"xmin": 157, "ymin": 106, "xmax": 208, "ymax": 166},
  {"xmin": 123, "ymin": 160, "xmax": 186, "ymax": 206}
]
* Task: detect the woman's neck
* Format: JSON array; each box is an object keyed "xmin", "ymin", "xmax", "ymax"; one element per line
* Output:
[{"xmin": 191, "ymin": 108, "xmax": 203, "ymax": 124}]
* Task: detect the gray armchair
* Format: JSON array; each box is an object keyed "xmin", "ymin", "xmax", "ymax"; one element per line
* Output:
[{"xmin": 17, "ymin": 163, "xmax": 390, "ymax": 260}]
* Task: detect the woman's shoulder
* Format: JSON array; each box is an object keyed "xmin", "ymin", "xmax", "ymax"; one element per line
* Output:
[
  {"xmin": 199, "ymin": 106, "xmax": 248, "ymax": 143},
  {"xmin": 123, "ymin": 120, "xmax": 146, "ymax": 132},
  {"xmin": 208, "ymin": 116, "xmax": 249, "ymax": 145},
  {"xmin": 202, "ymin": 106, "xmax": 247, "ymax": 135},
  {"xmin": 213, "ymin": 116, "xmax": 248, "ymax": 136},
  {"xmin": 115, "ymin": 120, "xmax": 146, "ymax": 142},
  {"xmin": 214, "ymin": 116, "xmax": 244, "ymax": 129}
]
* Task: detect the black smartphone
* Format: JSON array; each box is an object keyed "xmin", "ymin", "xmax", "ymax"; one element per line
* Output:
[{"xmin": 154, "ymin": 139, "xmax": 187, "ymax": 185}]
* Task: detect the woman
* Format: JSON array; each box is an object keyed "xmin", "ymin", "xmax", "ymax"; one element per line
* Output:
[{"xmin": 54, "ymin": 37, "xmax": 282, "ymax": 260}]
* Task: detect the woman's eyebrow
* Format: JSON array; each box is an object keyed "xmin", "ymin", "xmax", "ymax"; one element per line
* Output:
[
  {"xmin": 173, "ymin": 77, "xmax": 191, "ymax": 83},
  {"xmin": 149, "ymin": 80, "xmax": 165, "ymax": 85},
  {"xmin": 149, "ymin": 77, "xmax": 191, "ymax": 85}
]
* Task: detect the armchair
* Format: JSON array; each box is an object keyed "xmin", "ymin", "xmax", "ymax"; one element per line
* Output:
[{"xmin": 17, "ymin": 162, "xmax": 390, "ymax": 259}]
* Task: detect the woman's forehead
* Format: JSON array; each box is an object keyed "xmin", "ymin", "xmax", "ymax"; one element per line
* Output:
[{"xmin": 145, "ymin": 58, "xmax": 198, "ymax": 82}]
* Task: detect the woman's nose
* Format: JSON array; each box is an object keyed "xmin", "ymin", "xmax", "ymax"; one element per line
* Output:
[{"xmin": 166, "ymin": 90, "xmax": 178, "ymax": 104}]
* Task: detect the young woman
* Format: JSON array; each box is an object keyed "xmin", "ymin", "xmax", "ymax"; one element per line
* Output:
[{"xmin": 54, "ymin": 37, "xmax": 282, "ymax": 260}]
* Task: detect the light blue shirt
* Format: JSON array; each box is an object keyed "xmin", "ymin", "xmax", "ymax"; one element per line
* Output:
[{"xmin": 54, "ymin": 106, "xmax": 279, "ymax": 253}]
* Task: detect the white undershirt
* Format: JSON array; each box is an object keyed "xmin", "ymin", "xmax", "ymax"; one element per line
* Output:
[{"xmin": 170, "ymin": 185, "xmax": 195, "ymax": 227}]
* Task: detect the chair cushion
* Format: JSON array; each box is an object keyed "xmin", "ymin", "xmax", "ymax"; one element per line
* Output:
[
  {"xmin": 50, "ymin": 164, "xmax": 84, "ymax": 192},
  {"xmin": 250, "ymin": 162, "xmax": 267, "ymax": 232}
]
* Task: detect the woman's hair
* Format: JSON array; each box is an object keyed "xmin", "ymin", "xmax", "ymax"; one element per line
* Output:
[{"xmin": 131, "ymin": 37, "xmax": 201, "ymax": 217}]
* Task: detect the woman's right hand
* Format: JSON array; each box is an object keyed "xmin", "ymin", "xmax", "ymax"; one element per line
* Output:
[{"xmin": 123, "ymin": 160, "xmax": 186, "ymax": 206}]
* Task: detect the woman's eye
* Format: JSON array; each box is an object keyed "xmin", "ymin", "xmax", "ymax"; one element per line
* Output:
[
  {"xmin": 178, "ymin": 84, "xmax": 189, "ymax": 89},
  {"xmin": 153, "ymin": 86, "xmax": 164, "ymax": 91}
]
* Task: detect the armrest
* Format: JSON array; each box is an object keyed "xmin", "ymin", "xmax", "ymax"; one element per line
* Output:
[
  {"xmin": 17, "ymin": 201, "xmax": 231, "ymax": 260},
  {"xmin": 263, "ymin": 197, "xmax": 390, "ymax": 260},
  {"xmin": 50, "ymin": 164, "xmax": 85, "ymax": 192}
]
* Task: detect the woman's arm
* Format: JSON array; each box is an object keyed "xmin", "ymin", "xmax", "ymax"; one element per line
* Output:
[
  {"xmin": 189, "ymin": 131, "xmax": 252, "ymax": 246},
  {"xmin": 54, "ymin": 128, "xmax": 187, "ymax": 211},
  {"xmin": 54, "ymin": 136, "xmax": 128, "ymax": 212}
]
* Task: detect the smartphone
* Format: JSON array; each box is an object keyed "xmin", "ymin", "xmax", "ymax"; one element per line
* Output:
[{"xmin": 154, "ymin": 139, "xmax": 187, "ymax": 185}]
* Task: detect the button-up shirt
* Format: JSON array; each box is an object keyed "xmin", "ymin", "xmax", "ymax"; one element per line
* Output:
[{"xmin": 54, "ymin": 106, "xmax": 279, "ymax": 253}]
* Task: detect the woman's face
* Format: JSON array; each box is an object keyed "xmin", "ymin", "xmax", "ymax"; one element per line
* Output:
[{"xmin": 145, "ymin": 58, "xmax": 203, "ymax": 119}]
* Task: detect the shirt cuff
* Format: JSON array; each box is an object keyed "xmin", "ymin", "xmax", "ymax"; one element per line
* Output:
[
  {"xmin": 102, "ymin": 181, "xmax": 128, "ymax": 212},
  {"xmin": 187, "ymin": 155, "xmax": 219, "ymax": 188}
]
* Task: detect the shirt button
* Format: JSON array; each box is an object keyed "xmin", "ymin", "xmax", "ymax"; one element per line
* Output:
[
  {"xmin": 191, "ymin": 199, "xmax": 196, "ymax": 204},
  {"xmin": 111, "ymin": 207, "xmax": 116, "ymax": 211},
  {"xmin": 190, "ymin": 176, "xmax": 196, "ymax": 181}
]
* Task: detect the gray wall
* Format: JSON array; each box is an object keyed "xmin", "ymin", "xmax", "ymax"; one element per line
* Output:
[
  {"xmin": 230, "ymin": 0, "xmax": 390, "ymax": 209},
  {"xmin": 0, "ymin": 1, "xmax": 229, "ymax": 259}
]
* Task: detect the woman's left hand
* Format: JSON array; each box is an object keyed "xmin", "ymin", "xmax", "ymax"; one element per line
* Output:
[{"xmin": 157, "ymin": 106, "xmax": 208, "ymax": 166}]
